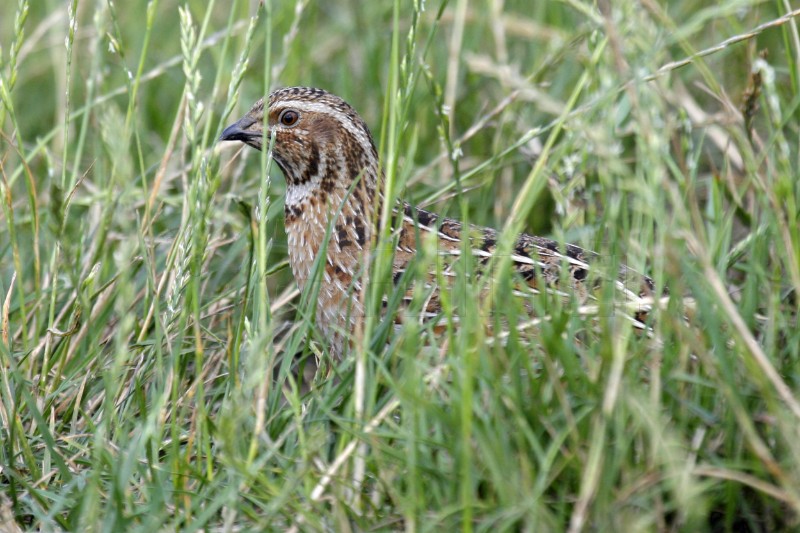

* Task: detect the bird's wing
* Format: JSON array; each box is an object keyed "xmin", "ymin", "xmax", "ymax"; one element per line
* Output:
[{"xmin": 385, "ymin": 204, "xmax": 658, "ymax": 327}]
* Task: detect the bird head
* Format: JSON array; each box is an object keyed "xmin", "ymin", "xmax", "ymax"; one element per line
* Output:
[{"xmin": 220, "ymin": 87, "xmax": 380, "ymax": 197}]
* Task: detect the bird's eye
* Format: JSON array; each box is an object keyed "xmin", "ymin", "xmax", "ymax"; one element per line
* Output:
[{"xmin": 279, "ymin": 109, "xmax": 299, "ymax": 126}]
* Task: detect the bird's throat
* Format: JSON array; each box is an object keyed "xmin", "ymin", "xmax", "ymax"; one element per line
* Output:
[{"xmin": 284, "ymin": 183, "xmax": 374, "ymax": 293}]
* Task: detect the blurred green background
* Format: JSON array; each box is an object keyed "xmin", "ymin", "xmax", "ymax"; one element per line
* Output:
[{"xmin": 1, "ymin": 0, "xmax": 799, "ymax": 531}]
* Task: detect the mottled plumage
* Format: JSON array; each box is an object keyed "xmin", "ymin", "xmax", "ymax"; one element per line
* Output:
[{"xmin": 220, "ymin": 87, "xmax": 656, "ymax": 356}]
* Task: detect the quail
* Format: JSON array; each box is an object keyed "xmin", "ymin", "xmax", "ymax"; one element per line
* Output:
[{"xmin": 220, "ymin": 87, "xmax": 656, "ymax": 356}]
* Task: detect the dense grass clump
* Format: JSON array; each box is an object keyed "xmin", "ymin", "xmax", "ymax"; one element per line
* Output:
[{"xmin": 1, "ymin": 1, "xmax": 799, "ymax": 530}]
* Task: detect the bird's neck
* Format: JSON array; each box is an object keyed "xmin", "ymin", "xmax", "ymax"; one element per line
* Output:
[{"xmin": 283, "ymin": 153, "xmax": 382, "ymax": 290}]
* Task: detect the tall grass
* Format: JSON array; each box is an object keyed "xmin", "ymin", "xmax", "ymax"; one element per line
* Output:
[{"xmin": 1, "ymin": 0, "xmax": 799, "ymax": 530}]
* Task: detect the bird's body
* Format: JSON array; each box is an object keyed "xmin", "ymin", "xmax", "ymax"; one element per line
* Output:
[{"xmin": 221, "ymin": 87, "xmax": 656, "ymax": 355}]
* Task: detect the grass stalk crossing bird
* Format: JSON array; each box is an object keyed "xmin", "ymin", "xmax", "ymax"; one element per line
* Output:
[{"xmin": 220, "ymin": 87, "xmax": 657, "ymax": 356}]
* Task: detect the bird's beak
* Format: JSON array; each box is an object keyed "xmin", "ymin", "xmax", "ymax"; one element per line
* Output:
[{"xmin": 219, "ymin": 116, "xmax": 263, "ymax": 149}]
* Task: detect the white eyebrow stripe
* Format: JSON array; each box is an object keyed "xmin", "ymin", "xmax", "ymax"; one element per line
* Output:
[{"xmin": 273, "ymin": 100, "xmax": 374, "ymax": 157}]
